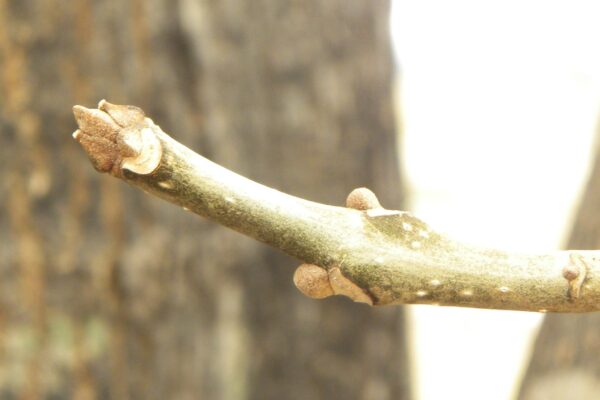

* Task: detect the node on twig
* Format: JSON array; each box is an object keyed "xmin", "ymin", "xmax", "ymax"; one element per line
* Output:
[
  {"xmin": 293, "ymin": 264, "xmax": 373, "ymax": 305},
  {"xmin": 564, "ymin": 253, "xmax": 588, "ymax": 300}
]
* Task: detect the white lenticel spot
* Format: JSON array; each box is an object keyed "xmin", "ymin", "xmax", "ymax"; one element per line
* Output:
[
  {"xmin": 158, "ymin": 180, "xmax": 174, "ymax": 190},
  {"xmin": 374, "ymin": 256, "xmax": 385, "ymax": 264},
  {"xmin": 498, "ymin": 286, "xmax": 511, "ymax": 293},
  {"xmin": 429, "ymin": 279, "xmax": 441, "ymax": 287},
  {"xmin": 402, "ymin": 222, "xmax": 413, "ymax": 231},
  {"xmin": 419, "ymin": 230, "xmax": 429, "ymax": 238},
  {"xmin": 410, "ymin": 241, "xmax": 421, "ymax": 249},
  {"xmin": 460, "ymin": 289, "xmax": 473, "ymax": 297},
  {"xmin": 416, "ymin": 290, "xmax": 428, "ymax": 297},
  {"xmin": 225, "ymin": 196, "xmax": 236, "ymax": 203}
]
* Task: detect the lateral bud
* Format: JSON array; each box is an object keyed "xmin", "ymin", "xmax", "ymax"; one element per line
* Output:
[
  {"xmin": 293, "ymin": 264, "xmax": 334, "ymax": 299},
  {"xmin": 346, "ymin": 187, "xmax": 382, "ymax": 210}
]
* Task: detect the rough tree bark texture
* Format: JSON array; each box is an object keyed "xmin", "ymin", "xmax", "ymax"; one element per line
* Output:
[
  {"xmin": 0, "ymin": 1, "xmax": 410, "ymax": 399},
  {"xmin": 518, "ymin": 127, "xmax": 600, "ymax": 399}
]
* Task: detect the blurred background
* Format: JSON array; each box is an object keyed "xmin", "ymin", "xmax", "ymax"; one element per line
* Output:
[
  {"xmin": 0, "ymin": 0, "xmax": 599, "ymax": 399},
  {"xmin": 392, "ymin": 1, "xmax": 600, "ymax": 399}
]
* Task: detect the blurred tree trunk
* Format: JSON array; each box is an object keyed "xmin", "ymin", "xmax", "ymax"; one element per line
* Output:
[
  {"xmin": 518, "ymin": 124, "xmax": 600, "ymax": 399},
  {"xmin": 0, "ymin": 1, "xmax": 410, "ymax": 399}
]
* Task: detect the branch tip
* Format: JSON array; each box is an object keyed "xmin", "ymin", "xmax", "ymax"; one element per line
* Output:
[{"xmin": 72, "ymin": 101, "xmax": 162, "ymax": 176}]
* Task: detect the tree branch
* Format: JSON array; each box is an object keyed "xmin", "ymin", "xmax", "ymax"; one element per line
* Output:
[{"xmin": 72, "ymin": 100, "xmax": 600, "ymax": 312}]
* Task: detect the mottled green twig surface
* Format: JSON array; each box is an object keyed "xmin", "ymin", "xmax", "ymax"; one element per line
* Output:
[{"xmin": 73, "ymin": 100, "xmax": 600, "ymax": 312}]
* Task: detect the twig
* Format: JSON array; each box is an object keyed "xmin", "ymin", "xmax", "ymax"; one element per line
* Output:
[{"xmin": 72, "ymin": 100, "xmax": 600, "ymax": 312}]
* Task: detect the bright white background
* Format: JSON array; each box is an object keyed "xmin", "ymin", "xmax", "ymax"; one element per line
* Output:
[{"xmin": 390, "ymin": 1, "xmax": 600, "ymax": 399}]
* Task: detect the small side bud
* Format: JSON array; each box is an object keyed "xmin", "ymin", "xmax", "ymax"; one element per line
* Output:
[
  {"xmin": 562, "ymin": 265, "xmax": 579, "ymax": 281},
  {"xmin": 293, "ymin": 264, "xmax": 334, "ymax": 299},
  {"xmin": 346, "ymin": 187, "xmax": 382, "ymax": 210},
  {"xmin": 565, "ymin": 253, "xmax": 588, "ymax": 300}
]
